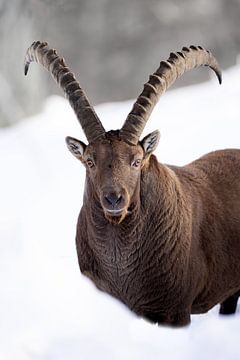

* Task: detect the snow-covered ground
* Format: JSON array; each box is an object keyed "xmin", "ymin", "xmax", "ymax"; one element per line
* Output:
[{"xmin": 1, "ymin": 65, "xmax": 240, "ymax": 360}]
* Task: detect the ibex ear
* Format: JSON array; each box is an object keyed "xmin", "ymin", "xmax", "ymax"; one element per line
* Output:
[
  {"xmin": 65, "ymin": 136, "xmax": 86, "ymax": 160},
  {"xmin": 140, "ymin": 130, "xmax": 160, "ymax": 155}
]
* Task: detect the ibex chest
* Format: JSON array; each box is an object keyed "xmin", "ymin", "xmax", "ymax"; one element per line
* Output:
[
  {"xmin": 85, "ymin": 230, "xmax": 187, "ymax": 313},
  {"xmin": 90, "ymin": 234, "xmax": 140, "ymax": 292}
]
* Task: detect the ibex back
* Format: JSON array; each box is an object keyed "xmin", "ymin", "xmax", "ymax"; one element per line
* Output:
[{"xmin": 25, "ymin": 41, "xmax": 240, "ymax": 326}]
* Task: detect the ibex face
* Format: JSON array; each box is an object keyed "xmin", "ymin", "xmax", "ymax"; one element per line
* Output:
[
  {"xmin": 24, "ymin": 42, "xmax": 221, "ymax": 222},
  {"xmin": 65, "ymin": 130, "xmax": 160, "ymax": 223}
]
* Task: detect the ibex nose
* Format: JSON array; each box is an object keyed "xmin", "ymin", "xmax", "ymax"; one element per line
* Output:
[{"xmin": 104, "ymin": 192, "xmax": 123, "ymax": 207}]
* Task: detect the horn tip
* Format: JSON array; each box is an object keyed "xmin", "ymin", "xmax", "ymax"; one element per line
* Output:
[
  {"xmin": 24, "ymin": 63, "xmax": 29, "ymax": 76},
  {"xmin": 212, "ymin": 67, "xmax": 222, "ymax": 84},
  {"xmin": 217, "ymin": 71, "xmax": 222, "ymax": 85}
]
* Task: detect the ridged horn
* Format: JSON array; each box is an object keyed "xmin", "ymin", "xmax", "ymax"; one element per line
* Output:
[
  {"xmin": 121, "ymin": 45, "xmax": 222, "ymax": 145},
  {"xmin": 24, "ymin": 41, "xmax": 105, "ymax": 143}
]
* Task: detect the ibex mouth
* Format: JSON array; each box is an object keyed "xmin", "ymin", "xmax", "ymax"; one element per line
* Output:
[
  {"xmin": 105, "ymin": 208, "xmax": 125, "ymax": 216},
  {"xmin": 104, "ymin": 208, "xmax": 128, "ymax": 224}
]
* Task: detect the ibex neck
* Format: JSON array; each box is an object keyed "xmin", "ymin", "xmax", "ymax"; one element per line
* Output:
[{"xmin": 140, "ymin": 156, "xmax": 185, "ymax": 220}]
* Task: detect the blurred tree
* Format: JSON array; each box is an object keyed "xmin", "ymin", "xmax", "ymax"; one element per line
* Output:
[{"xmin": 1, "ymin": 0, "xmax": 240, "ymax": 126}]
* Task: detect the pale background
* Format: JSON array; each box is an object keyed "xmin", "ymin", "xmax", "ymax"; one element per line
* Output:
[{"xmin": 1, "ymin": 0, "xmax": 240, "ymax": 125}]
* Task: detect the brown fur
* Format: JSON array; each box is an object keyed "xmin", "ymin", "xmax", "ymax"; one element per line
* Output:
[{"xmin": 76, "ymin": 133, "xmax": 240, "ymax": 327}]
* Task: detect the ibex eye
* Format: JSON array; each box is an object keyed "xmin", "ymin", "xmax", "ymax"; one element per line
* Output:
[
  {"xmin": 132, "ymin": 159, "xmax": 141, "ymax": 168},
  {"xmin": 86, "ymin": 159, "xmax": 94, "ymax": 168}
]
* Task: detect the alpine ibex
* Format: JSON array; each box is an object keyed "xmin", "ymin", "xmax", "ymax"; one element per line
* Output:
[{"xmin": 25, "ymin": 41, "xmax": 240, "ymax": 326}]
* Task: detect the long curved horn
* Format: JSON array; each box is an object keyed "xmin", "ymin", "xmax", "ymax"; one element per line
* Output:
[
  {"xmin": 121, "ymin": 45, "xmax": 222, "ymax": 145},
  {"xmin": 24, "ymin": 41, "xmax": 105, "ymax": 143}
]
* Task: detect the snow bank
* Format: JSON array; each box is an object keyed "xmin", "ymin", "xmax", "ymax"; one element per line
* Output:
[{"xmin": 0, "ymin": 65, "xmax": 240, "ymax": 360}]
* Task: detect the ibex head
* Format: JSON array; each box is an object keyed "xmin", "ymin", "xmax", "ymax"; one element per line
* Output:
[
  {"xmin": 24, "ymin": 41, "xmax": 221, "ymax": 223},
  {"xmin": 65, "ymin": 129, "xmax": 159, "ymax": 223}
]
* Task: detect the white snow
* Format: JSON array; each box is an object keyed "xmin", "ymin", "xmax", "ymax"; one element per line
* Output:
[{"xmin": 1, "ymin": 65, "xmax": 240, "ymax": 360}]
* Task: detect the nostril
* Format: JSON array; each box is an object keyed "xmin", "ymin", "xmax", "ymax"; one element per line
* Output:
[
  {"xmin": 104, "ymin": 195, "xmax": 113, "ymax": 205},
  {"xmin": 116, "ymin": 195, "xmax": 122, "ymax": 205},
  {"xmin": 104, "ymin": 193, "xmax": 123, "ymax": 207}
]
